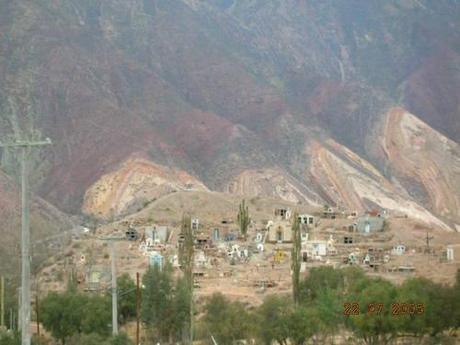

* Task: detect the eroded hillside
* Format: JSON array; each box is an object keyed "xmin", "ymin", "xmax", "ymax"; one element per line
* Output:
[
  {"xmin": 0, "ymin": 0, "xmax": 458, "ymax": 230},
  {"xmin": 308, "ymin": 139, "xmax": 451, "ymax": 230},
  {"xmin": 225, "ymin": 168, "xmax": 321, "ymax": 205},
  {"xmin": 82, "ymin": 156, "xmax": 209, "ymax": 219},
  {"xmin": 379, "ymin": 107, "xmax": 460, "ymax": 228}
]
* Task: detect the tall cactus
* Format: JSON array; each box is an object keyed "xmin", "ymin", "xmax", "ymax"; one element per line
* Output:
[
  {"xmin": 237, "ymin": 199, "xmax": 251, "ymax": 239},
  {"xmin": 291, "ymin": 212, "xmax": 301, "ymax": 305}
]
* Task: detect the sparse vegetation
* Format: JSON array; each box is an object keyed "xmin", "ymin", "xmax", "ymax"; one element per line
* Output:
[{"xmin": 141, "ymin": 263, "xmax": 191, "ymax": 343}]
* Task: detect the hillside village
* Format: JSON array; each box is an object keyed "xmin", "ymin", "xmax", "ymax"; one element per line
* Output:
[
  {"xmin": 1, "ymin": 1, "xmax": 460, "ymax": 343},
  {"xmin": 36, "ymin": 192, "xmax": 460, "ymax": 307}
]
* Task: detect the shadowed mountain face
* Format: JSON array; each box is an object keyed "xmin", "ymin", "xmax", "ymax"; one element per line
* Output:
[
  {"xmin": 0, "ymin": 1, "xmax": 459, "ymax": 227},
  {"xmin": 0, "ymin": 171, "xmax": 73, "ymax": 277}
]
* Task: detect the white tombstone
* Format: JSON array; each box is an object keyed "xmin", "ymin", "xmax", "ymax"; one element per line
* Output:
[
  {"xmin": 365, "ymin": 223, "xmax": 370, "ymax": 234},
  {"xmin": 191, "ymin": 218, "xmax": 199, "ymax": 230},
  {"xmin": 447, "ymin": 246, "xmax": 454, "ymax": 261},
  {"xmin": 363, "ymin": 254, "xmax": 370, "ymax": 265},
  {"xmin": 392, "ymin": 245, "xmax": 406, "ymax": 256}
]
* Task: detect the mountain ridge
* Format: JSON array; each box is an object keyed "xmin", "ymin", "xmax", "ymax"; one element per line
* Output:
[{"xmin": 0, "ymin": 0, "xmax": 458, "ymax": 231}]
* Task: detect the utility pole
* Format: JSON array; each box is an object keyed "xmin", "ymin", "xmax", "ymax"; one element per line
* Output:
[
  {"xmin": 99, "ymin": 236, "xmax": 124, "ymax": 336},
  {"xmin": 425, "ymin": 232, "xmax": 434, "ymax": 253},
  {"xmin": 35, "ymin": 294, "xmax": 39, "ymax": 337},
  {"xmin": 136, "ymin": 272, "xmax": 140, "ymax": 345},
  {"xmin": 0, "ymin": 138, "xmax": 52, "ymax": 345},
  {"xmin": 110, "ymin": 241, "xmax": 118, "ymax": 336},
  {"xmin": 17, "ymin": 287, "xmax": 21, "ymax": 332},
  {"xmin": 1, "ymin": 276, "xmax": 4, "ymax": 329}
]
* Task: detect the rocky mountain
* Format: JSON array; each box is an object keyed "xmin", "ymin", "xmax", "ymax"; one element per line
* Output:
[
  {"xmin": 0, "ymin": 0, "xmax": 459, "ymax": 229},
  {"xmin": 82, "ymin": 155, "xmax": 209, "ymax": 218},
  {"xmin": 0, "ymin": 171, "xmax": 73, "ymax": 277}
]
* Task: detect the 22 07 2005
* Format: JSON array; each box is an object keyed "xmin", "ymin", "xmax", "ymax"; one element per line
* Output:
[{"xmin": 343, "ymin": 302, "xmax": 425, "ymax": 316}]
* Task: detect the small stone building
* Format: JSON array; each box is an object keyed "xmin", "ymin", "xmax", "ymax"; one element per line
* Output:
[
  {"xmin": 298, "ymin": 214, "xmax": 315, "ymax": 226},
  {"xmin": 145, "ymin": 225, "xmax": 169, "ymax": 243},
  {"xmin": 274, "ymin": 208, "xmax": 291, "ymax": 220},
  {"xmin": 356, "ymin": 216, "xmax": 385, "ymax": 234},
  {"xmin": 267, "ymin": 221, "xmax": 292, "ymax": 243}
]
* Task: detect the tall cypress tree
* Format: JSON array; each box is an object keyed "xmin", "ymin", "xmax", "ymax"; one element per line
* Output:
[
  {"xmin": 179, "ymin": 214, "xmax": 194, "ymax": 344},
  {"xmin": 291, "ymin": 213, "xmax": 301, "ymax": 305}
]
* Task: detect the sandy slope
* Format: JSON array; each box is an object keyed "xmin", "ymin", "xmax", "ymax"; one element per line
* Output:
[
  {"xmin": 308, "ymin": 139, "xmax": 452, "ymax": 231},
  {"xmin": 379, "ymin": 108, "xmax": 460, "ymax": 226},
  {"xmin": 82, "ymin": 155, "xmax": 209, "ymax": 218}
]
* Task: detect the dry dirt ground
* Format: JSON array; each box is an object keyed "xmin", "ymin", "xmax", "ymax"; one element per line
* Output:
[{"xmin": 36, "ymin": 191, "xmax": 460, "ymax": 304}]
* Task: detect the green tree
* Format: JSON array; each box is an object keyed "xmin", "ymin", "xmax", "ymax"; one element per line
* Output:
[
  {"xmin": 313, "ymin": 288, "xmax": 344, "ymax": 342},
  {"xmin": 81, "ymin": 295, "xmax": 111, "ymax": 336},
  {"xmin": 287, "ymin": 306, "xmax": 319, "ymax": 345},
  {"xmin": 40, "ymin": 291, "xmax": 85, "ymax": 345},
  {"xmin": 111, "ymin": 333, "xmax": 134, "ymax": 345},
  {"xmin": 117, "ymin": 274, "xmax": 137, "ymax": 325},
  {"xmin": 66, "ymin": 333, "xmax": 110, "ymax": 345},
  {"xmin": 291, "ymin": 212, "xmax": 301, "ymax": 305},
  {"xmin": 40, "ymin": 289, "xmax": 113, "ymax": 344},
  {"xmin": 141, "ymin": 263, "xmax": 174, "ymax": 342},
  {"xmin": 396, "ymin": 277, "xmax": 453, "ymax": 339},
  {"xmin": 299, "ymin": 266, "xmax": 344, "ymax": 302},
  {"xmin": 203, "ymin": 293, "xmax": 251, "ymax": 345},
  {"xmin": 256, "ymin": 295, "xmax": 291, "ymax": 345},
  {"xmin": 345, "ymin": 278, "xmax": 398, "ymax": 345},
  {"xmin": 66, "ymin": 333, "xmax": 133, "ymax": 345},
  {"xmin": 451, "ymin": 269, "xmax": 460, "ymax": 332},
  {"xmin": 172, "ymin": 277, "xmax": 191, "ymax": 343},
  {"xmin": 0, "ymin": 332, "xmax": 19, "ymax": 345},
  {"xmin": 178, "ymin": 213, "xmax": 194, "ymax": 343},
  {"xmin": 237, "ymin": 199, "xmax": 250, "ymax": 239}
]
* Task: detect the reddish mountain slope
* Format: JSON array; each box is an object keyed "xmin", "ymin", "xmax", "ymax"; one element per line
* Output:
[
  {"xmin": 403, "ymin": 48, "xmax": 460, "ymax": 143},
  {"xmin": 82, "ymin": 156, "xmax": 209, "ymax": 219},
  {"xmin": 378, "ymin": 107, "xmax": 460, "ymax": 226},
  {"xmin": 0, "ymin": 170, "xmax": 73, "ymax": 276},
  {"xmin": 0, "ymin": 0, "xmax": 458, "ymax": 229}
]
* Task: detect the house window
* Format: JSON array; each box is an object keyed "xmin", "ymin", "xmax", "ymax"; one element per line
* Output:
[{"xmin": 309, "ymin": 217, "xmax": 313, "ymax": 224}]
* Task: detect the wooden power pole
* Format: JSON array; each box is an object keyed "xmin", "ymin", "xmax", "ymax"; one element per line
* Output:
[
  {"xmin": 1, "ymin": 276, "xmax": 4, "ymax": 329},
  {"xmin": 136, "ymin": 272, "xmax": 140, "ymax": 345},
  {"xmin": 425, "ymin": 232, "xmax": 434, "ymax": 253},
  {"xmin": 0, "ymin": 138, "xmax": 52, "ymax": 345},
  {"xmin": 35, "ymin": 294, "xmax": 39, "ymax": 337}
]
